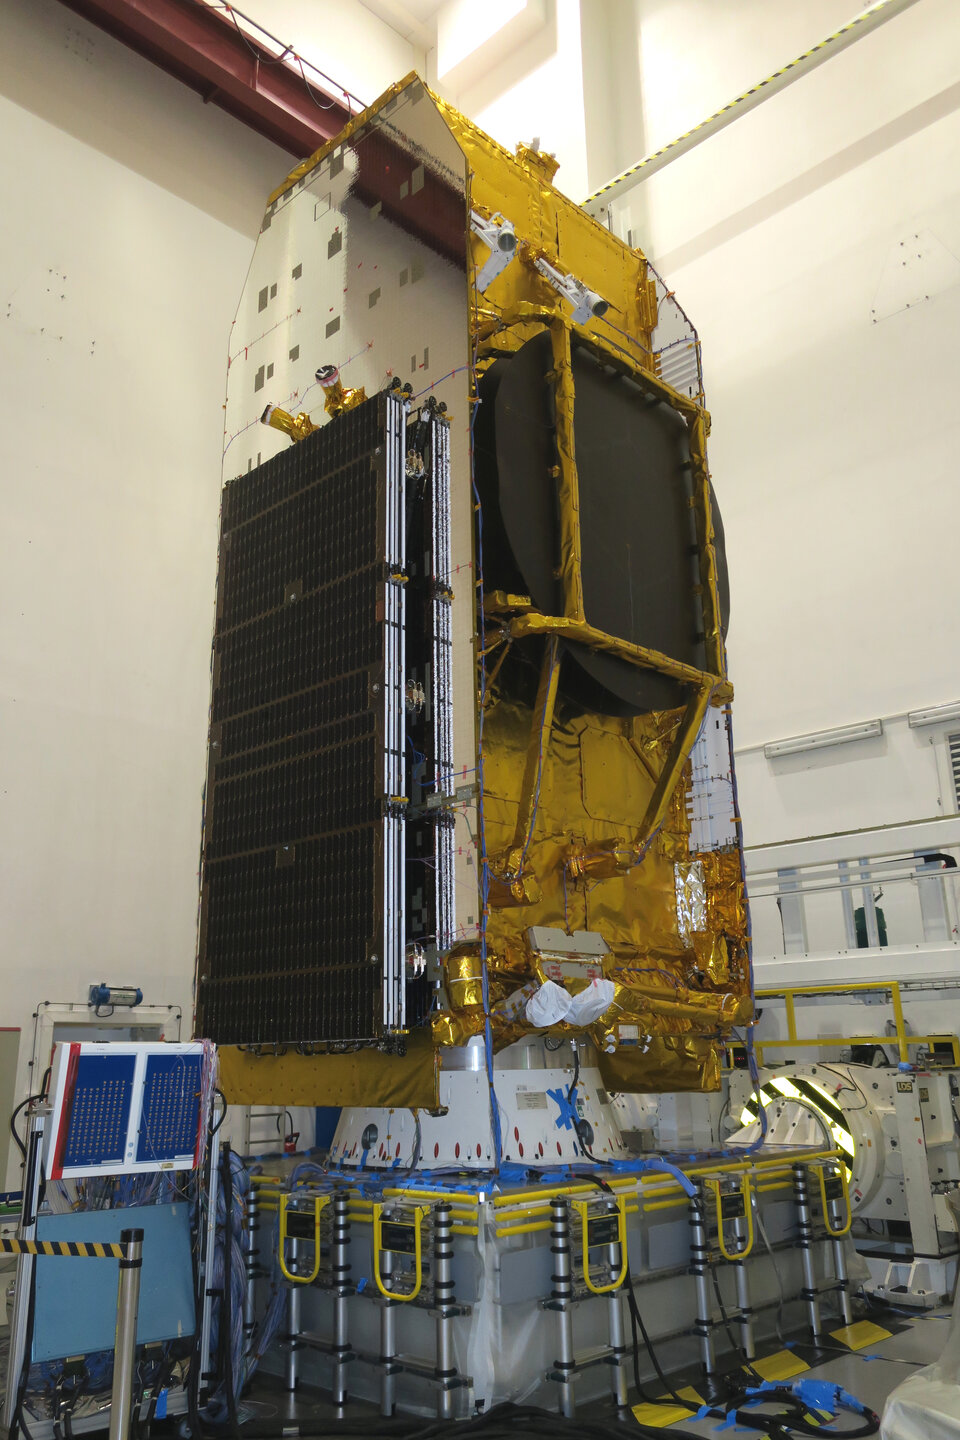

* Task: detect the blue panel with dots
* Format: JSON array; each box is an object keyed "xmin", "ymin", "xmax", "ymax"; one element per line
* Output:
[
  {"xmin": 62, "ymin": 1054, "xmax": 136, "ymax": 1169},
  {"xmin": 136, "ymin": 1052, "xmax": 203, "ymax": 1163}
]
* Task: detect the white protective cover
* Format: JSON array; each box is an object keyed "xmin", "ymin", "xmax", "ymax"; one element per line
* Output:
[
  {"xmin": 524, "ymin": 979, "xmax": 616, "ymax": 1028},
  {"xmin": 882, "ymin": 1290, "xmax": 960, "ymax": 1438},
  {"xmin": 525, "ymin": 980, "xmax": 573, "ymax": 1028}
]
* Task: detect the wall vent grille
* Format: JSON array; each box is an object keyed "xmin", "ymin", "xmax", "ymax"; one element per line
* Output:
[{"xmin": 949, "ymin": 732, "xmax": 960, "ymax": 812}]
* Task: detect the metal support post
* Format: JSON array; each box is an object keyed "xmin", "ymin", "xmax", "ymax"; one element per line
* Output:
[
  {"xmin": 244, "ymin": 1185, "xmax": 259, "ymax": 1354},
  {"xmin": 380, "ymin": 1251, "xmax": 396, "ymax": 1417},
  {"xmin": 433, "ymin": 1202, "xmax": 456, "ymax": 1420},
  {"xmin": 832, "ymin": 1231, "xmax": 854, "ymax": 1326},
  {"xmin": 285, "ymin": 1240, "xmax": 300, "ymax": 1390},
  {"xmin": 838, "ymin": 861, "xmax": 858, "ymax": 950},
  {"xmin": 777, "ymin": 868, "xmax": 808, "ymax": 954},
  {"xmin": 858, "ymin": 858, "xmax": 881, "ymax": 948},
  {"xmin": 331, "ymin": 1188, "xmax": 351, "ymax": 1408},
  {"xmin": 793, "ymin": 1165, "xmax": 822, "ymax": 1340},
  {"xmin": 688, "ymin": 1188, "xmax": 715, "ymax": 1374},
  {"xmin": 3, "ymin": 1111, "xmax": 46, "ymax": 1432},
  {"xmin": 550, "ymin": 1196, "xmax": 576, "ymax": 1417},
  {"xmin": 198, "ymin": 1127, "xmax": 222, "ymax": 1404},
  {"xmin": 607, "ymin": 1225, "xmax": 628, "ymax": 1408},
  {"xmin": 916, "ymin": 853, "xmax": 951, "ymax": 943},
  {"xmin": 894, "ymin": 1079, "xmax": 941, "ymax": 1256},
  {"xmin": 733, "ymin": 1214, "xmax": 755, "ymax": 1360},
  {"xmin": 108, "ymin": 1228, "xmax": 144, "ymax": 1440}
]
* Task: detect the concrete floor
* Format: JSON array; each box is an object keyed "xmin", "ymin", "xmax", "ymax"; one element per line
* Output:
[
  {"xmin": 240, "ymin": 1307, "xmax": 952, "ymax": 1433},
  {"xmin": 1, "ymin": 1286, "xmax": 948, "ymax": 1435},
  {"xmin": 679, "ymin": 1313, "xmax": 950, "ymax": 1434}
]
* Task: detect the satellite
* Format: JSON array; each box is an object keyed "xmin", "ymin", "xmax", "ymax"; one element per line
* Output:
[{"xmin": 195, "ymin": 74, "xmax": 751, "ymax": 1133}]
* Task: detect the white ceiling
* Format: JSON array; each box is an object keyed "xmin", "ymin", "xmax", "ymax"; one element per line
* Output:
[{"xmin": 358, "ymin": 0, "xmax": 444, "ymax": 49}]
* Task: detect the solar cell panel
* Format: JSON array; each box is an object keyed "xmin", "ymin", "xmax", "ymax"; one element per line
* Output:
[{"xmin": 197, "ymin": 393, "xmax": 407, "ymax": 1046}]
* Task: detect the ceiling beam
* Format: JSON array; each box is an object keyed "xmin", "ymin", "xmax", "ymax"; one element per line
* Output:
[{"xmin": 55, "ymin": 0, "xmax": 356, "ymax": 157}]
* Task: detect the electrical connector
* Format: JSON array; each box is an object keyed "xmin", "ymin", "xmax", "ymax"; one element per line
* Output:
[
  {"xmin": 533, "ymin": 256, "xmax": 609, "ymax": 325},
  {"xmin": 469, "ymin": 209, "xmax": 518, "ymax": 292},
  {"xmin": 745, "ymin": 1378, "xmax": 868, "ymax": 1417}
]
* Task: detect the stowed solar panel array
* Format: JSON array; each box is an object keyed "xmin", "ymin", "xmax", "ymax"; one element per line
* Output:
[
  {"xmin": 197, "ymin": 393, "xmax": 407, "ymax": 1046},
  {"xmin": 428, "ymin": 411, "xmax": 456, "ymax": 955}
]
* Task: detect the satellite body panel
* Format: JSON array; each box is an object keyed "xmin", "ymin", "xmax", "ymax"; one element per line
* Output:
[{"xmin": 197, "ymin": 74, "xmax": 751, "ymax": 1108}]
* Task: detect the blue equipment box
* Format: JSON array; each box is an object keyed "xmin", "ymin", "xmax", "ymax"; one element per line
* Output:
[{"xmin": 32, "ymin": 1203, "xmax": 195, "ymax": 1362}]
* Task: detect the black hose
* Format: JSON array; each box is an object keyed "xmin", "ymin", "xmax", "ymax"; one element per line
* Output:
[
  {"xmin": 9, "ymin": 1071, "xmax": 52, "ymax": 1162},
  {"xmin": 567, "ymin": 1168, "xmax": 687, "ymax": 1409},
  {"xmin": 9, "ymin": 1096, "xmax": 30, "ymax": 1160},
  {"xmin": 565, "ymin": 1045, "xmax": 603, "ymax": 1164},
  {"xmin": 219, "ymin": 1144, "xmax": 242, "ymax": 1439},
  {"xmin": 132, "ymin": 1348, "xmax": 165, "ymax": 1440},
  {"xmin": 9, "ymin": 1250, "xmax": 38, "ymax": 1440},
  {"xmin": 229, "ymin": 1399, "xmax": 709, "ymax": 1440},
  {"xmin": 726, "ymin": 1389, "xmax": 880, "ymax": 1439},
  {"xmin": 209, "ymin": 1089, "xmax": 228, "ymax": 1138},
  {"xmin": 690, "ymin": 1192, "xmax": 763, "ymax": 1383},
  {"xmin": 228, "ymin": 1393, "xmax": 878, "ymax": 1440},
  {"xmin": 186, "ymin": 1171, "xmax": 208, "ymax": 1440}
]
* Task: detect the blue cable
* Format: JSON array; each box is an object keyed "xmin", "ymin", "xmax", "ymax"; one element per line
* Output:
[
  {"xmin": 468, "ymin": 323, "xmax": 503, "ymax": 1173},
  {"xmin": 717, "ymin": 698, "xmax": 768, "ymax": 1158},
  {"xmin": 519, "ymin": 650, "xmax": 553, "ymax": 867}
]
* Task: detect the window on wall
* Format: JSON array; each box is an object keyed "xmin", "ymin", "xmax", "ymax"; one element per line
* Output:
[
  {"xmin": 0, "ymin": 1028, "xmax": 21, "ymax": 1187},
  {"xmin": 949, "ymin": 733, "xmax": 960, "ymax": 811}
]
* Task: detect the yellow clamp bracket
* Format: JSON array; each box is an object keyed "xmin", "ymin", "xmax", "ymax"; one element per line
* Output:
[
  {"xmin": 279, "ymin": 1192, "xmax": 329, "ymax": 1285},
  {"xmin": 814, "ymin": 1165, "xmax": 852, "ymax": 1238},
  {"xmin": 570, "ymin": 1196, "xmax": 628, "ymax": 1295},
  {"xmin": 707, "ymin": 1176, "xmax": 754, "ymax": 1261},
  {"xmin": 372, "ymin": 1203, "xmax": 430, "ymax": 1302}
]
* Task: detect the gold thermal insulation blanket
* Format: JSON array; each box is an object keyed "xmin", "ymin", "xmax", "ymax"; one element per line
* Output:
[
  {"xmin": 432, "ymin": 695, "xmax": 750, "ymax": 1088},
  {"xmin": 233, "ymin": 74, "xmax": 752, "ymax": 1097}
]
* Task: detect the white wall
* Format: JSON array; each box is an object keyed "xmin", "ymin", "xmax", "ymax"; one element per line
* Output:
[
  {"xmin": 609, "ymin": 0, "xmax": 960, "ymax": 849},
  {"xmin": 0, "ymin": 0, "xmax": 418, "ymax": 1179},
  {"xmin": 432, "ymin": 0, "xmax": 960, "ymax": 850},
  {"xmin": 240, "ymin": 0, "xmax": 423, "ymax": 108},
  {"xmin": 3, "ymin": 0, "xmax": 957, "ymax": 1162},
  {"xmin": 456, "ymin": 1, "xmax": 590, "ymax": 200},
  {"xmin": 426, "ymin": 0, "xmax": 624, "ymax": 205}
]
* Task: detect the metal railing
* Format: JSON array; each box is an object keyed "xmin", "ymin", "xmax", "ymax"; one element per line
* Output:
[
  {"xmin": 3, "ymin": 1228, "xmax": 142, "ymax": 1440},
  {"xmin": 751, "ymin": 981, "xmax": 960, "ymax": 1067},
  {"xmin": 744, "ymin": 817, "xmax": 960, "ymax": 959}
]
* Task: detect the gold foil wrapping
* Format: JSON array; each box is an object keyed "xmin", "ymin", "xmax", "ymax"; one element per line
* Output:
[
  {"xmin": 433, "ymin": 695, "xmax": 752, "ymax": 1083},
  {"xmin": 264, "ymin": 74, "xmax": 751, "ymax": 1095},
  {"xmin": 219, "ymin": 1030, "xmax": 440, "ymax": 1109},
  {"xmin": 599, "ymin": 1036, "xmax": 723, "ymax": 1094}
]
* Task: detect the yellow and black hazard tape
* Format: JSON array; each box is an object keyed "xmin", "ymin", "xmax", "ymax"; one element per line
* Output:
[
  {"xmin": 0, "ymin": 1237, "xmax": 125, "ymax": 1259},
  {"xmin": 584, "ymin": 0, "xmax": 916, "ymax": 208}
]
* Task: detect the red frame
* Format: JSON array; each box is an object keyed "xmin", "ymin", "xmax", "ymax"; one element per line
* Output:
[
  {"xmin": 56, "ymin": 0, "xmax": 354, "ymax": 156},
  {"xmin": 48, "ymin": 1043, "xmax": 82, "ymax": 1181}
]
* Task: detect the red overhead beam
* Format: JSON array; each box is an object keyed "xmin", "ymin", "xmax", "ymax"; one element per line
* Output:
[{"xmin": 56, "ymin": 0, "xmax": 357, "ymax": 158}]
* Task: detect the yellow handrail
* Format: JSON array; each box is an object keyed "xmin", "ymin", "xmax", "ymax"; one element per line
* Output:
[
  {"xmin": 570, "ymin": 1197, "xmax": 628, "ymax": 1294},
  {"xmin": 495, "ymin": 1219, "xmax": 553, "ymax": 1238},
  {"xmin": 753, "ymin": 981, "xmax": 960, "ymax": 1067},
  {"xmin": 279, "ymin": 1193, "xmax": 328, "ymax": 1285},
  {"xmin": 383, "ymin": 1187, "xmax": 479, "ymax": 1205},
  {"xmin": 814, "ymin": 1164, "xmax": 852, "ymax": 1238},
  {"xmin": 493, "ymin": 1179, "xmax": 634, "ymax": 1208},
  {"xmin": 706, "ymin": 1176, "xmax": 754, "ymax": 1261},
  {"xmin": 372, "ymin": 1203, "xmax": 429, "ymax": 1302}
]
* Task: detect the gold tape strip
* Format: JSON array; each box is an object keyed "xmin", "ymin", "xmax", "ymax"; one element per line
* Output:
[{"xmin": 218, "ymin": 1028, "xmax": 439, "ymax": 1108}]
